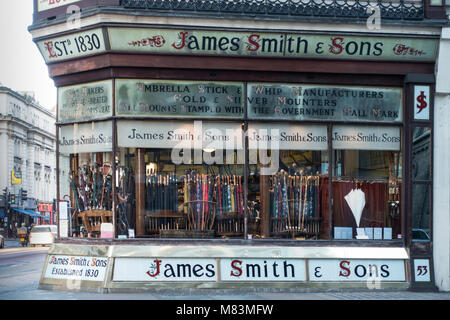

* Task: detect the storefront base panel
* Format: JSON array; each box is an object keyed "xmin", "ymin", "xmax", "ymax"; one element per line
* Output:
[
  {"xmin": 39, "ymin": 241, "xmax": 411, "ymax": 293},
  {"xmin": 105, "ymin": 281, "xmax": 410, "ymax": 293}
]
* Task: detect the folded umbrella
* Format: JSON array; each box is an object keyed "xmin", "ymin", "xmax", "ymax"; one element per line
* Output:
[{"xmin": 344, "ymin": 188, "xmax": 366, "ymax": 228}]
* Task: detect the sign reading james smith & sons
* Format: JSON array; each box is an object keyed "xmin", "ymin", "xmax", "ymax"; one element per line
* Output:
[
  {"xmin": 247, "ymin": 84, "xmax": 402, "ymax": 122},
  {"xmin": 108, "ymin": 27, "xmax": 437, "ymax": 62},
  {"xmin": 116, "ymin": 79, "xmax": 244, "ymax": 119},
  {"xmin": 58, "ymin": 80, "xmax": 113, "ymax": 123}
]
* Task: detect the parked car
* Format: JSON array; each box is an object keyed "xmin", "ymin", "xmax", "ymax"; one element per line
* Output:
[
  {"xmin": 0, "ymin": 234, "xmax": 4, "ymax": 248},
  {"xmin": 412, "ymin": 228, "xmax": 430, "ymax": 241},
  {"xmin": 29, "ymin": 225, "xmax": 57, "ymax": 247}
]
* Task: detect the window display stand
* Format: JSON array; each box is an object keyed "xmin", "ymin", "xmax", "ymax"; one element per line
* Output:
[
  {"xmin": 215, "ymin": 212, "xmax": 245, "ymax": 237},
  {"xmin": 145, "ymin": 210, "xmax": 185, "ymax": 236},
  {"xmin": 270, "ymin": 203, "xmax": 321, "ymax": 239},
  {"xmin": 79, "ymin": 209, "xmax": 113, "ymax": 234},
  {"xmin": 157, "ymin": 200, "xmax": 217, "ymax": 238}
]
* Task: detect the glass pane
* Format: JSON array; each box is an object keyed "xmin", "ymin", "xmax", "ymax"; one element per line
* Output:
[
  {"xmin": 63, "ymin": 152, "xmax": 114, "ymax": 238},
  {"xmin": 117, "ymin": 120, "xmax": 246, "ymax": 239},
  {"xmin": 332, "ymin": 149, "xmax": 402, "ymax": 240},
  {"xmin": 412, "ymin": 127, "xmax": 431, "ymax": 181},
  {"xmin": 140, "ymin": 149, "xmax": 244, "ymax": 238},
  {"xmin": 412, "ymin": 184, "xmax": 431, "ymax": 241},
  {"xmin": 116, "ymin": 148, "xmax": 136, "ymax": 237},
  {"xmin": 58, "ymin": 152, "xmax": 71, "ymax": 214},
  {"xmin": 430, "ymin": 0, "xmax": 443, "ymax": 6},
  {"xmin": 248, "ymin": 123, "xmax": 329, "ymax": 240}
]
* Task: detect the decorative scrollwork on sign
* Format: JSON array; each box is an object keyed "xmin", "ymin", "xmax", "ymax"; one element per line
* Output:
[
  {"xmin": 120, "ymin": 0, "xmax": 424, "ymax": 20},
  {"xmin": 128, "ymin": 36, "xmax": 166, "ymax": 48},
  {"xmin": 392, "ymin": 44, "xmax": 426, "ymax": 56}
]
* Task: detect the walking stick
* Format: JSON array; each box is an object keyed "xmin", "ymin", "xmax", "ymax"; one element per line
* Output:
[
  {"xmin": 70, "ymin": 173, "xmax": 81, "ymax": 213},
  {"xmin": 100, "ymin": 162, "xmax": 112, "ymax": 210},
  {"xmin": 227, "ymin": 176, "xmax": 232, "ymax": 213},
  {"xmin": 92, "ymin": 164, "xmax": 99, "ymax": 209},
  {"xmin": 218, "ymin": 175, "xmax": 222, "ymax": 215},
  {"xmin": 231, "ymin": 176, "xmax": 235, "ymax": 214}
]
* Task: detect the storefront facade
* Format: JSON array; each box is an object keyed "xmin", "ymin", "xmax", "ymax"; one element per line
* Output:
[{"xmin": 30, "ymin": 0, "xmax": 447, "ymax": 292}]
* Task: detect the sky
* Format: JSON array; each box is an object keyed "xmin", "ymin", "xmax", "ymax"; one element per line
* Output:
[{"xmin": 0, "ymin": 1, "xmax": 57, "ymax": 110}]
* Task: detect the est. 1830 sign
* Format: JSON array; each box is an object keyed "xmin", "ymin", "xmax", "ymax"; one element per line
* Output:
[
  {"xmin": 36, "ymin": 28, "xmax": 106, "ymax": 63},
  {"xmin": 44, "ymin": 255, "xmax": 109, "ymax": 282}
]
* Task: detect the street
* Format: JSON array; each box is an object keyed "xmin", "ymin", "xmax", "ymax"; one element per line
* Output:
[{"xmin": 2, "ymin": 240, "xmax": 450, "ymax": 302}]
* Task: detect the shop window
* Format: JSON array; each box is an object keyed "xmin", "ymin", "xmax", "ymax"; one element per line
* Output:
[
  {"xmin": 138, "ymin": 148, "xmax": 245, "ymax": 238},
  {"xmin": 411, "ymin": 126, "xmax": 432, "ymax": 242},
  {"xmin": 116, "ymin": 148, "xmax": 136, "ymax": 237},
  {"xmin": 118, "ymin": 120, "xmax": 245, "ymax": 238},
  {"xmin": 247, "ymin": 123, "xmax": 329, "ymax": 240},
  {"xmin": 412, "ymin": 127, "xmax": 431, "ymax": 181},
  {"xmin": 61, "ymin": 152, "xmax": 114, "ymax": 237},
  {"xmin": 58, "ymin": 121, "xmax": 113, "ymax": 237},
  {"xmin": 331, "ymin": 125, "xmax": 402, "ymax": 240},
  {"xmin": 411, "ymin": 184, "xmax": 431, "ymax": 241}
]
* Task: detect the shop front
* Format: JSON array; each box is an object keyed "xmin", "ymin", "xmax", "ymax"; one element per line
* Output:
[
  {"xmin": 30, "ymin": 6, "xmax": 439, "ymax": 291},
  {"xmin": 38, "ymin": 203, "xmax": 54, "ymax": 225}
]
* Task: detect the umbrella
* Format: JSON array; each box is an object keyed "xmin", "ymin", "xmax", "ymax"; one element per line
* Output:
[{"xmin": 344, "ymin": 188, "xmax": 366, "ymax": 228}]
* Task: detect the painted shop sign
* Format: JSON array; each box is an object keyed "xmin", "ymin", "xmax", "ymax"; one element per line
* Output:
[
  {"xmin": 117, "ymin": 120, "xmax": 243, "ymax": 151},
  {"xmin": 111, "ymin": 257, "xmax": 406, "ymax": 282},
  {"xmin": 247, "ymin": 84, "xmax": 403, "ymax": 122},
  {"xmin": 220, "ymin": 258, "xmax": 307, "ymax": 281},
  {"xmin": 332, "ymin": 125, "xmax": 401, "ymax": 151},
  {"xmin": 115, "ymin": 80, "xmax": 402, "ymax": 123},
  {"xmin": 308, "ymin": 259, "xmax": 406, "ymax": 282},
  {"xmin": 113, "ymin": 257, "xmax": 217, "ymax": 282},
  {"xmin": 37, "ymin": 0, "xmax": 82, "ymax": 12},
  {"xmin": 414, "ymin": 85, "xmax": 430, "ymax": 121},
  {"xmin": 116, "ymin": 79, "xmax": 244, "ymax": 119},
  {"xmin": 413, "ymin": 259, "xmax": 431, "ymax": 282},
  {"xmin": 247, "ymin": 123, "xmax": 328, "ymax": 151},
  {"xmin": 118, "ymin": 120, "xmax": 399, "ymax": 151},
  {"xmin": 44, "ymin": 255, "xmax": 108, "ymax": 281},
  {"xmin": 107, "ymin": 27, "xmax": 438, "ymax": 62},
  {"xmin": 59, "ymin": 121, "xmax": 113, "ymax": 154},
  {"xmin": 58, "ymin": 80, "xmax": 113, "ymax": 123},
  {"xmin": 37, "ymin": 28, "xmax": 106, "ymax": 63}
]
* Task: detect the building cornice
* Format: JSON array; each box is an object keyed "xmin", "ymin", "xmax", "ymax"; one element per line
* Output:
[
  {"xmin": 29, "ymin": 9, "xmax": 445, "ymax": 41},
  {"xmin": 0, "ymin": 86, "xmax": 55, "ymax": 118}
]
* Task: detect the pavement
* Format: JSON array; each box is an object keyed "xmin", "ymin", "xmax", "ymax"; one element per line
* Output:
[
  {"xmin": 3, "ymin": 238, "xmax": 26, "ymax": 248},
  {"xmin": 2, "ymin": 238, "xmax": 48, "ymax": 250}
]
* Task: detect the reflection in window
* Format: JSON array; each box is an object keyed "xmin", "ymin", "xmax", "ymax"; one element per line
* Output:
[
  {"xmin": 141, "ymin": 149, "xmax": 245, "ymax": 238},
  {"xmin": 412, "ymin": 127, "xmax": 431, "ymax": 181},
  {"xmin": 250, "ymin": 150, "xmax": 329, "ymax": 239},
  {"xmin": 412, "ymin": 184, "xmax": 431, "ymax": 241},
  {"xmin": 116, "ymin": 148, "xmax": 136, "ymax": 236}
]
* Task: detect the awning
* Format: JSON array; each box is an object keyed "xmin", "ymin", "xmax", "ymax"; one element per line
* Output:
[{"xmin": 12, "ymin": 208, "xmax": 49, "ymax": 220}]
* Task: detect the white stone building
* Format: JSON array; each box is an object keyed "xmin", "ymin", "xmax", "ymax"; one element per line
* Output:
[
  {"xmin": 0, "ymin": 86, "xmax": 56, "ymax": 231},
  {"xmin": 432, "ymin": 2, "xmax": 450, "ymax": 292}
]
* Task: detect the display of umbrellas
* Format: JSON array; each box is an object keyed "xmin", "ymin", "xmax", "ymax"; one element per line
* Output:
[{"xmin": 344, "ymin": 188, "xmax": 366, "ymax": 227}]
